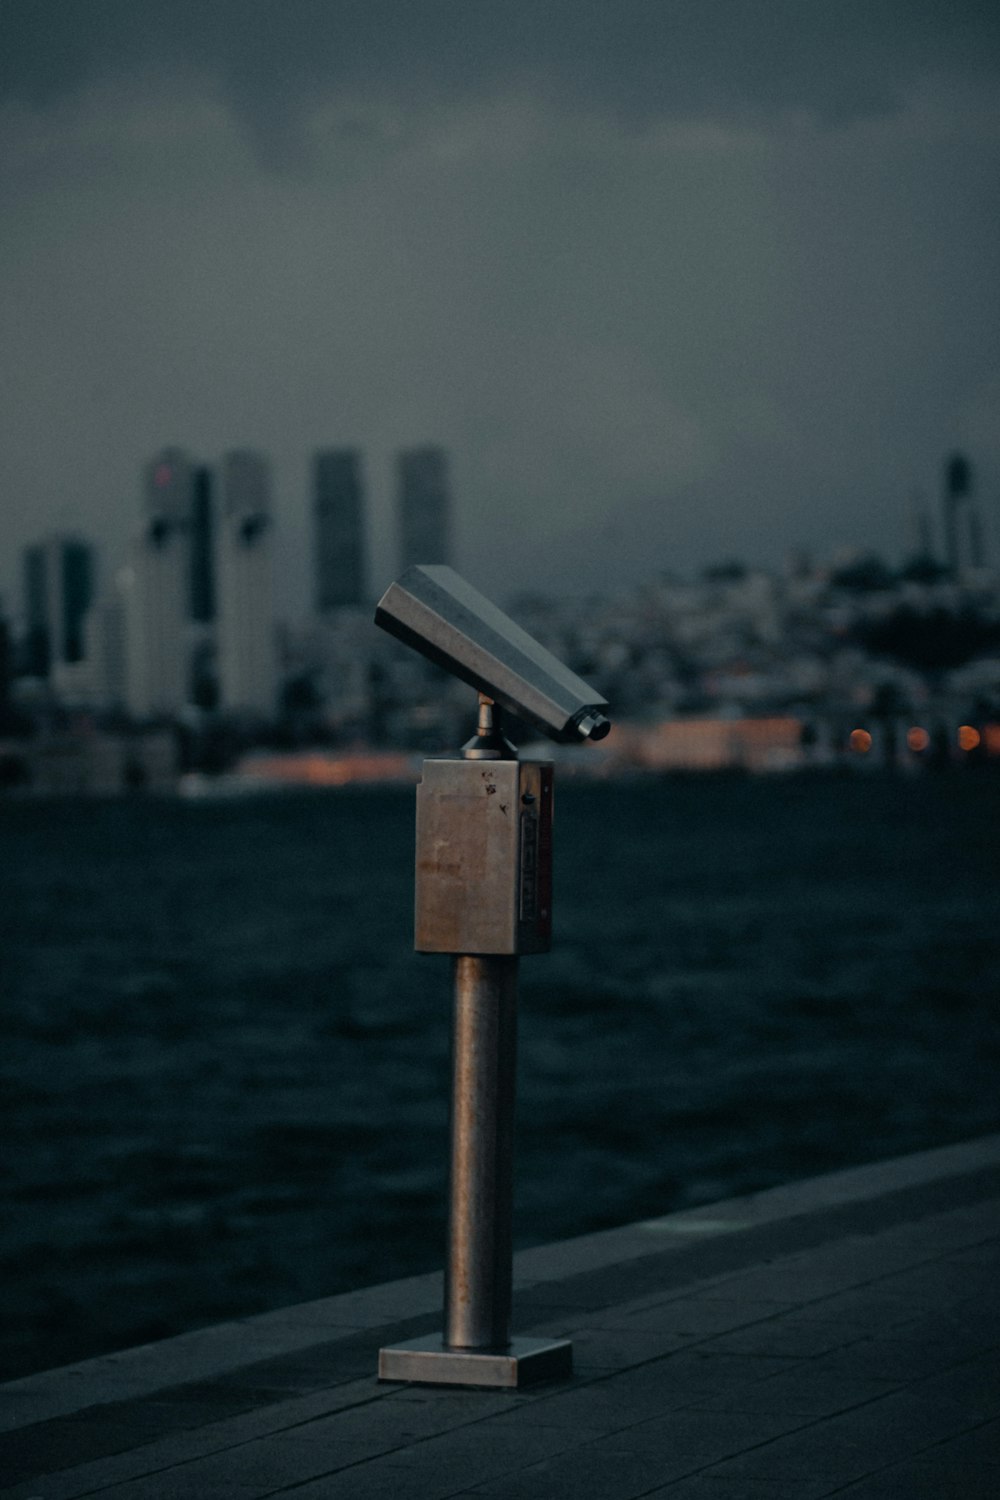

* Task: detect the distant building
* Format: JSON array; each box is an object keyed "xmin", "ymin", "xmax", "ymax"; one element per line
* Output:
[
  {"xmin": 83, "ymin": 588, "xmax": 127, "ymax": 711},
  {"xmin": 215, "ymin": 450, "xmax": 277, "ymax": 717},
  {"xmin": 190, "ymin": 465, "xmax": 215, "ymax": 622},
  {"xmin": 141, "ymin": 449, "xmax": 215, "ymax": 622},
  {"xmin": 23, "ymin": 549, "xmax": 48, "ymax": 677},
  {"xmin": 144, "ymin": 446, "xmax": 195, "ymax": 527},
  {"xmin": 397, "ymin": 446, "xmax": 452, "ymax": 572},
  {"xmin": 13, "ymin": 728, "xmax": 176, "ymax": 795},
  {"xmin": 122, "ymin": 528, "xmax": 189, "ymax": 718},
  {"xmin": 123, "ymin": 448, "xmax": 195, "ymax": 717},
  {"xmin": 314, "ymin": 449, "xmax": 368, "ymax": 611},
  {"xmin": 943, "ymin": 451, "xmax": 985, "ymax": 574},
  {"xmin": 22, "ymin": 534, "xmax": 96, "ymax": 681},
  {"xmin": 0, "ymin": 603, "xmax": 11, "ymax": 709}
]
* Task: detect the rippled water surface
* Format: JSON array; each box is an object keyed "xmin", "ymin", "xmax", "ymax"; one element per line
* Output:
[{"xmin": 2, "ymin": 772, "xmax": 999, "ymax": 1378}]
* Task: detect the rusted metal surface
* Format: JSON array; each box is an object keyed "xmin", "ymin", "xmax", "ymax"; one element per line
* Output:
[
  {"xmin": 415, "ymin": 759, "xmax": 553, "ymax": 955},
  {"xmin": 443, "ymin": 955, "xmax": 518, "ymax": 1350}
]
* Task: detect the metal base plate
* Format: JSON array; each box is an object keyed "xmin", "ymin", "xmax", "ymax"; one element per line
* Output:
[{"xmin": 378, "ymin": 1334, "xmax": 572, "ymax": 1388}]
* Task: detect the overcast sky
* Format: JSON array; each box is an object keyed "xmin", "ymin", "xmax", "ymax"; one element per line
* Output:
[{"xmin": 2, "ymin": 1, "xmax": 998, "ymax": 618}]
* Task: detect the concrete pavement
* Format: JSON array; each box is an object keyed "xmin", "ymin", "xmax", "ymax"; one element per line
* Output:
[{"xmin": 2, "ymin": 1133, "xmax": 998, "ymax": 1498}]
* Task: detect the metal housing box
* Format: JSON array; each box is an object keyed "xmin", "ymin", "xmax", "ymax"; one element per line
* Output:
[{"xmin": 415, "ymin": 758, "xmax": 553, "ymax": 955}]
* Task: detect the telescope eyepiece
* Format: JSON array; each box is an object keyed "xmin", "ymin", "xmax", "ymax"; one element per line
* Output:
[{"xmin": 572, "ymin": 709, "xmax": 611, "ymax": 742}]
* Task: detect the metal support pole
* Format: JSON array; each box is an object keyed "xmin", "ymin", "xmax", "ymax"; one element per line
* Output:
[
  {"xmin": 378, "ymin": 944, "xmax": 569, "ymax": 1383},
  {"xmin": 377, "ymin": 693, "xmax": 572, "ymax": 1387},
  {"xmin": 445, "ymin": 955, "xmax": 517, "ymax": 1350}
]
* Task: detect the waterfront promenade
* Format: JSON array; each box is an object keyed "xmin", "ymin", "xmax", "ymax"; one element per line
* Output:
[{"xmin": 2, "ymin": 1134, "xmax": 998, "ymax": 1498}]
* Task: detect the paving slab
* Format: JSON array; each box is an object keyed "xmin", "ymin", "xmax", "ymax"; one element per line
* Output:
[{"xmin": 1, "ymin": 1133, "xmax": 998, "ymax": 1499}]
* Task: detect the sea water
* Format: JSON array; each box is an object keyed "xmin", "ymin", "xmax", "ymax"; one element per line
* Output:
[{"xmin": 2, "ymin": 772, "xmax": 998, "ymax": 1378}]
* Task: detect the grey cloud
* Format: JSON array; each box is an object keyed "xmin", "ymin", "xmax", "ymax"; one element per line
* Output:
[
  {"xmin": 0, "ymin": 2, "xmax": 996, "ymax": 614},
  {"xmin": 3, "ymin": 1, "xmax": 999, "ymax": 158}
]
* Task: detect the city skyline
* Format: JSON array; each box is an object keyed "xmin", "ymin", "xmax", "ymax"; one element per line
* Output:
[
  {"xmin": 6, "ymin": 437, "xmax": 999, "ymax": 782},
  {"xmin": 9, "ymin": 442, "xmax": 991, "ymax": 633},
  {"xmin": 9, "ymin": 439, "xmax": 460, "ymax": 720},
  {"xmin": 1, "ymin": 3, "xmax": 998, "ymax": 615}
]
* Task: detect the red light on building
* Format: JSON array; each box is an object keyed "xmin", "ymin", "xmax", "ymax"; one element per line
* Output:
[
  {"xmin": 906, "ymin": 727, "xmax": 930, "ymax": 753},
  {"xmin": 958, "ymin": 725, "xmax": 981, "ymax": 753},
  {"xmin": 849, "ymin": 728, "xmax": 872, "ymax": 753}
]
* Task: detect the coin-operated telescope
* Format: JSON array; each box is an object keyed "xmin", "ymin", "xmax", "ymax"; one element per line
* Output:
[{"xmin": 375, "ymin": 565, "xmax": 610, "ymax": 1388}]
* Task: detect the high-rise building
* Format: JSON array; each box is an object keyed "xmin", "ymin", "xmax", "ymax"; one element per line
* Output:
[
  {"xmin": 216, "ymin": 449, "xmax": 277, "ymax": 717},
  {"xmin": 314, "ymin": 449, "xmax": 368, "ymax": 610},
  {"xmin": 83, "ymin": 587, "xmax": 127, "ymax": 711},
  {"xmin": 121, "ymin": 529, "xmax": 188, "ymax": 717},
  {"xmin": 943, "ymin": 451, "xmax": 985, "ymax": 574},
  {"xmin": 144, "ymin": 447, "xmax": 195, "ymax": 527},
  {"xmin": 397, "ymin": 446, "xmax": 452, "ymax": 573},
  {"xmin": 0, "ymin": 603, "xmax": 11, "ymax": 710},
  {"xmin": 23, "ymin": 546, "xmax": 50, "ymax": 678},
  {"xmin": 190, "ymin": 465, "xmax": 216, "ymax": 623},
  {"xmin": 123, "ymin": 448, "xmax": 194, "ymax": 717},
  {"xmin": 22, "ymin": 534, "xmax": 95, "ymax": 680}
]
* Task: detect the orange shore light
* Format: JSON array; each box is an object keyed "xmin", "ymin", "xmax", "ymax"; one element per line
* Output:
[
  {"xmin": 906, "ymin": 726, "xmax": 931, "ymax": 753},
  {"xmin": 958, "ymin": 725, "xmax": 981, "ymax": 753},
  {"xmin": 849, "ymin": 728, "xmax": 872, "ymax": 753}
]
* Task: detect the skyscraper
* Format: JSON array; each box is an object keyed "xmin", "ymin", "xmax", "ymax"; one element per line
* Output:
[
  {"xmin": 144, "ymin": 447, "xmax": 195, "ymax": 528},
  {"xmin": 215, "ymin": 449, "xmax": 277, "ymax": 717},
  {"xmin": 84, "ymin": 586, "xmax": 127, "ymax": 711},
  {"xmin": 314, "ymin": 449, "xmax": 368, "ymax": 610},
  {"xmin": 123, "ymin": 450, "xmax": 193, "ymax": 717},
  {"xmin": 943, "ymin": 451, "xmax": 985, "ymax": 574},
  {"xmin": 23, "ymin": 546, "xmax": 49, "ymax": 679},
  {"xmin": 22, "ymin": 534, "xmax": 95, "ymax": 680},
  {"xmin": 397, "ymin": 446, "xmax": 452, "ymax": 573},
  {"xmin": 190, "ymin": 465, "xmax": 215, "ymax": 623}
]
